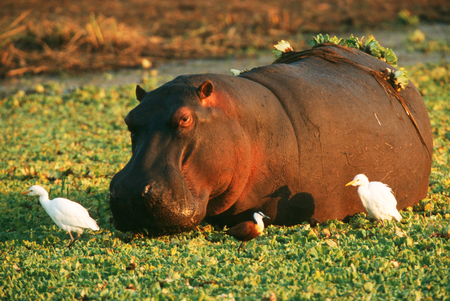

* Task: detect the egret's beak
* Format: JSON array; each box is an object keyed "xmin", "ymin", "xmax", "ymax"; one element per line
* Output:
[
  {"xmin": 19, "ymin": 190, "xmax": 31, "ymax": 195},
  {"xmin": 345, "ymin": 180, "xmax": 357, "ymax": 186},
  {"xmin": 262, "ymin": 214, "xmax": 270, "ymax": 219}
]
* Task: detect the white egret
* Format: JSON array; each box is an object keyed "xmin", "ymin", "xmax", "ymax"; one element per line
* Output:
[
  {"xmin": 346, "ymin": 174, "xmax": 402, "ymax": 226},
  {"xmin": 20, "ymin": 185, "xmax": 100, "ymax": 247},
  {"xmin": 226, "ymin": 211, "xmax": 270, "ymax": 253}
]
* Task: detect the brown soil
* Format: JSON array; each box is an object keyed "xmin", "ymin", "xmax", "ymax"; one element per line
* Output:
[{"xmin": 1, "ymin": 0, "xmax": 449, "ymax": 78}]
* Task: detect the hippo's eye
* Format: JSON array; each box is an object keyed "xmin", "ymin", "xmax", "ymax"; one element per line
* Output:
[{"xmin": 179, "ymin": 114, "xmax": 192, "ymax": 128}]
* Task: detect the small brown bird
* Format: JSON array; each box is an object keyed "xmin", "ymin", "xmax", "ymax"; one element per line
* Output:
[{"xmin": 226, "ymin": 211, "xmax": 270, "ymax": 253}]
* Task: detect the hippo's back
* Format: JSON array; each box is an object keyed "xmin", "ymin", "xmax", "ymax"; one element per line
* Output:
[{"xmin": 240, "ymin": 45, "xmax": 432, "ymax": 222}]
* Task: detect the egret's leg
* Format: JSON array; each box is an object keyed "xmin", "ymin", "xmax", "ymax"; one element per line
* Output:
[
  {"xmin": 69, "ymin": 232, "xmax": 82, "ymax": 248},
  {"xmin": 67, "ymin": 231, "xmax": 75, "ymax": 248}
]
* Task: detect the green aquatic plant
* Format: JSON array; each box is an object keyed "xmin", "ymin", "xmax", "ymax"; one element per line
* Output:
[
  {"xmin": 0, "ymin": 63, "xmax": 449, "ymax": 300},
  {"xmin": 308, "ymin": 34, "xmax": 398, "ymax": 67},
  {"xmin": 272, "ymin": 34, "xmax": 409, "ymax": 91}
]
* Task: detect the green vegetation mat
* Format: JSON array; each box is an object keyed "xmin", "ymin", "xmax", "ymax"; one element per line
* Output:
[{"xmin": 1, "ymin": 63, "xmax": 449, "ymax": 300}]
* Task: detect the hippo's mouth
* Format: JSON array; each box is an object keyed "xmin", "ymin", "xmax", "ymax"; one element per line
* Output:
[{"xmin": 109, "ymin": 182, "xmax": 208, "ymax": 234}]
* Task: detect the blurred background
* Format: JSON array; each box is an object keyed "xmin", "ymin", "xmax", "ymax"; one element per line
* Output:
[{"xmin": 0, "ymin": 0, "xmax": 449, "ymax": 81}]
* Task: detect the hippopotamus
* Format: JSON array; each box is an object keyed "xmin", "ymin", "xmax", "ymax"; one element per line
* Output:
[{"xmin": 110, "ymin": 44, "xmax": 432, "ymax": 235}]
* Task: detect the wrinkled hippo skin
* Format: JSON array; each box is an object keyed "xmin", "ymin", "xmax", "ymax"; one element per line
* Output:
[{"xmin": 110, "ymin": 45, "xmax": 432, "ymax": 234}]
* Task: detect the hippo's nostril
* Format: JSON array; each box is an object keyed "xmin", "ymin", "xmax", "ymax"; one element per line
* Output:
[{"xmin": 142, "ymin": 184, "xmax": 152, "ymax": 196}]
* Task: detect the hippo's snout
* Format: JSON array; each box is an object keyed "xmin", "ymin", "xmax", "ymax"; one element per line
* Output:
[
  {"xmin": 110, "ymin": 170, "xmax": 207, "ymax": 234},
  {"xmin": 110, "ymin": 181, "xmax": 146, "ymax": 231},
  {"xmin": 110, "ymin": 180, "xmax": 165, "ymax": 231}
]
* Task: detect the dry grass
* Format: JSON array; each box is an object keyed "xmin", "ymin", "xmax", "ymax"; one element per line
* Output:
[
  {"xmin": 0, "ymin": 10, "xmax": 148, "ymax": 76},
  {"xmin": 0, "ymin": 0, "xmax": 449, "ymax": 77}
]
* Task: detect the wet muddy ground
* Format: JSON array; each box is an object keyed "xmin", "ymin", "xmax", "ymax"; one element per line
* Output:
[{"xmin": 0, "ymin": 23, "xmax": 448, "ymax": 94}]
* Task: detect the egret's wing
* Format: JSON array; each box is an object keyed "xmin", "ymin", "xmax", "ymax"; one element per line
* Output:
[
  {"xmin": 368, "ymin": 182, "xmax": 401, "ymax": 220},
  {"xmin": 51, "ymin": 198, "xmax": 100, "ymax": 230},
  {"xmin": 369, "ymin": 182, "xmax": 397, "ymax": 204}
]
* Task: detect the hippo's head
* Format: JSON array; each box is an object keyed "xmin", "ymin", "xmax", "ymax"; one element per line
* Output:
[{"xmin": 110, "ymin": 76, "xmax": 252, "ymax": 234}]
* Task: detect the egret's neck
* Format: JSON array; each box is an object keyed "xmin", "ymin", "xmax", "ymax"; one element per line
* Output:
[
  {"xmin": 254, "ymin": 215, "xmax": 265, "ymax": 233},
  {"xmin": 38, "ymin": 192, "xmax": 50, "ymax": 207},
  {"xmin": 357, "ymin": 185, "xmax": 371, "ymax": 206}
]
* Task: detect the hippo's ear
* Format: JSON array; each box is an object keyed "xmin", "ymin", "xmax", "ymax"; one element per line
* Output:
[
  {"xmin": 197, "ymin": 81, "xmax": 214, "ymax": 101},
  {"xmin": 136, "ymin": 85, "xmax": 147, "ymax": 102}
]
